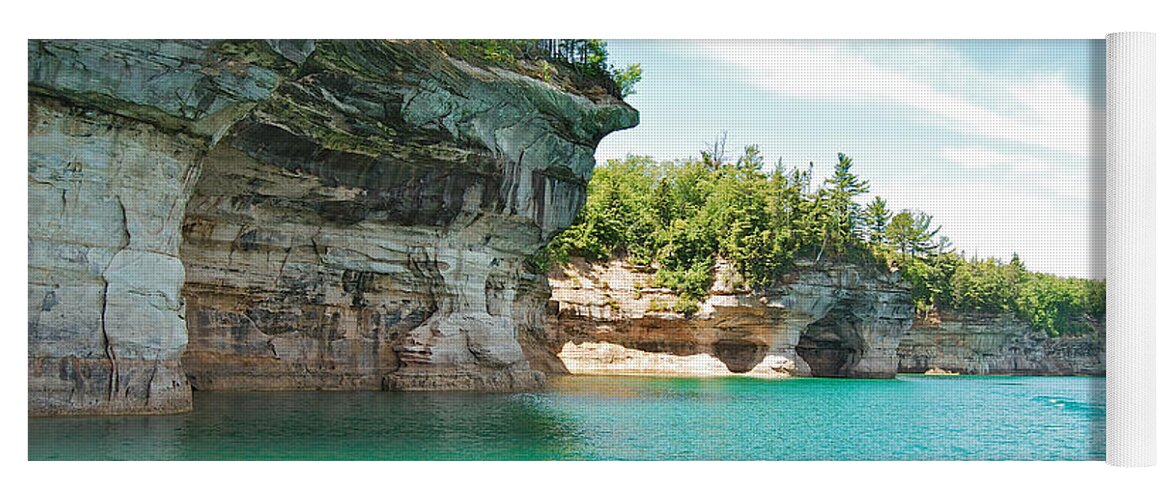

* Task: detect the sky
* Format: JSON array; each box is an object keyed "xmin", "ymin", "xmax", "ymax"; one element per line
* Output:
[{"xmin": 596, "ymin": 40, "xmax": 1105, "ymax": 280}]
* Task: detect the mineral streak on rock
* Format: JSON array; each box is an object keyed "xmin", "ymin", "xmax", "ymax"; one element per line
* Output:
[
  {"xmin": 543, "ymin": 259, "xmax": 916, "ymax": 379},
  {"xmin": 28, "ymin": 39, "xmax": 637, "ymax": 415},
  {"xmin": 543, "ymin": 257, "xmax": 1104, "ymax": 379},
  {"xmin": 898, "ymin": 311, "xmax": 1105, "ymax": 376},
  {"xmin": 30, "ymin": 39, "xmax": 1100, "ymax": 420},
  {"xmin": 28, "ymin": 40, "xmax": 303, "ymax": 415}
]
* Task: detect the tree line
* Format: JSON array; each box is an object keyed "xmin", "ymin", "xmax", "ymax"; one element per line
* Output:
[{"xmin": 535, "ymin": 144, "xmax": 1105, "ymax": 335}]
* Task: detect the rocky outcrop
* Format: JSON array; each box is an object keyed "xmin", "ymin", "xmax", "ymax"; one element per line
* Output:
[
  {"xmin": 542, "ymin": 259, "xmax": 916, "ymax": 378},
  {"xmin": 29, "ymin": 40, "xmax": 300, "ymax": 415},
  {"xmin": 558, "ymin": 341, "xmax": 795, "ymax": 377},
  {"xmin": 28, "ymin": 40, "xmax": 636, "ymax": 415},
  {"xmin": 179, "ymin": 40, "xmax": 636, "ymax": 393},
  {"xmin": 898, "ymin": 311, "xmax": 1105, "ymax": 375}
]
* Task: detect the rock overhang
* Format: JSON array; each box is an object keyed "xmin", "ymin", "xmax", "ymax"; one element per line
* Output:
[{"xmin": 28, "ymin": 39, "xmax": 637, "ymax": 415}]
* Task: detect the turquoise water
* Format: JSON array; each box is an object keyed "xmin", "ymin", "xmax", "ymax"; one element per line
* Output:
[{"xmin": 29, "ymin": 375, "xmax": 1104, "ymax": 460}]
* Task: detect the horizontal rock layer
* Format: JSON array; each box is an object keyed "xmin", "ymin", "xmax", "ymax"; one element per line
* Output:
[
  {"xmin": 28, "ymin": 39, "xmax": 636, "ymax": 415},
  {"xmin": 29, "ymin": 40, "xmax": 324, "ymax": 415},
  {"xmin": 897, "ymin": 311, "xmax": 1105, "ymax": 375},
  {"xmin": 180, "ymin": 41, "xmax": 636, "ymax": 393},
  {"xmin": 28, "ymin": 96, "xmax": 207, "ymax": 415},
  {"xmin": 543, "ymin": 259, "xmax": 916, "ymax": 379},
  {"xmin": 558, "ymin": 341, "xmax": 795, "ymax": 378}
]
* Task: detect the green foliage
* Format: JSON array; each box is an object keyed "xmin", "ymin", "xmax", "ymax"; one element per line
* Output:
[
  {"xmin": 862, "ymin": 197, "xmax": 891, "ymax": 244},
  {"xmin": 538, "ymin": 60, "xmax": 554, "ymax": 82},
  {"xmin": 704, "ymin": 145, "xmax": 780, "ymax": 286},
  {"xmin": 894, "ymin": 248, "xmax": 1104, "ymax": 336},
  {"xmin": 816, "ymin": 153, "xmax": 870, "ymax": 259},
  {"xmin": 449, "ymin": 39, "xmax": 531, "ymax": 65},
  {"xmin": 655, "ymin": 253, "xmax": 714, "ymax": 302},
  {"xmin": 672, "ymin": 296, "xmax": 701, "ymax": 315},
  {"xmin": 543, "ymin": 147, "xmax": 1105, "ymax": 336},
  {"xmin": 545, "ymin": 156, "xmax": 659, "ymax": 264},
  {"xmin": 444, "ymin": 39, "xmax": 640, "ymax": 97},
  {"xmin": 525, "ymin": 248, "xmax": 554, "ymax": 274},
  {"xmin": 613, "ymin": 63, "xmax": 642, "ymax": 97},
  {"xmin": 647, "ymin": 298, "xmax": 671, "ymax": 312},
  {"xmin": 887, "ymin": 210, "xmax": 940, "ymax": 256},
  {"xmin": 1012, "ymin": 271, "xmax": 1105, "ymax": 336},
  {"xmin": 949, "ymin": 255, "xmax": 1024, "ymax": 312},
  {"xmin": 893, "ymin": 250, "xmax": 962, "ymax": 317},
  {"xmin": 547, "ymin": 149, "xmax": 878, "ymax": 301}
]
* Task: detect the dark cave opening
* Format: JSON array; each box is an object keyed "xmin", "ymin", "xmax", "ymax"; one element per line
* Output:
[
  {"xmin": 712, "ymin": 339, "xmax": 768, "ymax": 373},
  {"xmin": 795, "ymin": 308, "xmax": 864, "ymax": 377}
]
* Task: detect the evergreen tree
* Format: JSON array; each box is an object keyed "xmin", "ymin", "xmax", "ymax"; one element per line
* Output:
[
  {"xmin": 862, "ymin": 196, "xmax": 891, "ymax": 244},
  {"xmin": 542, "ymin": 149, "xmax": 1105, "ymax": 333},
  {"xmin": 816, "ymin": 153, "xmax": 869, "ymax": 260},
  {"xmin": 887, "ymin": 210, "xmax": 940, "ymax": 257}
]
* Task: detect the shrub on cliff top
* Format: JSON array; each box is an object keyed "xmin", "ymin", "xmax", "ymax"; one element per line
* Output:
[
  {"xmin": 439, "ymin": 39, "xmax": 641, "ymax": 98},
  {"xmin": 543, "ymin": 146, "xmax": 881, "ymax": 300},
  {"xmin": 541, "ymin": 146, "xmax": 1105, "ymax": 336}
]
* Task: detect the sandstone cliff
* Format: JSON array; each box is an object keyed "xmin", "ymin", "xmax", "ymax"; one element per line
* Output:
[
  {"xmin": 27, "ymin": 39, "xmax": 1102, "ymax": 419},
  {"xmin": 543, "ymin": 259, "xmax": 916, "ymax": 378},
  {"xmin": 898, "ymin": 310, "xmax": 1105, "ymax": 375},
  {"xmin": 28, "ymin": 40, "xmax": 637, "ymax": 415}
]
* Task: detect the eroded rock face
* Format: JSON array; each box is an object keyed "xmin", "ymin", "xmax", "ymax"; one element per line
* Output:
[
  {"xmin": 28, "ymin": 39, "xmax": 636, "ymax": 414},
  {"xmin": 897, "ymin": 311, "xmax": 1105, "ymax": 375},
  {"xmin": 28, "ymin": 40, "xmax": 300, "ymax": 415},
  {"xmin": 180, "ymin": 41, "xmax": 636, "ymax": 392},
  {"xmin": 557, "ymin": 341, "xmax": 793, "ymax": 378},
  {"xmin": 543, "ymin": 259, "xmax": 915, "ymax": 378},
  {"xmin": 543, "ymin": 259, "xmax": 1105, "ymax": 379},
  {"xmin": 28, "ymin": 100, "xmax": 198, "ymax": 415}
]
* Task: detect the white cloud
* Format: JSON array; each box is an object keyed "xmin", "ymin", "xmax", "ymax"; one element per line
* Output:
[
  {"xmin": 688, "ymin": 40, "xmax": 1101, "ymax": 158},
  {"xmin": 939, "ymin": 148, "xmax": 1021, "ymax": 169},
  {"xmin": 905, "ymin": 146, "xmax": 1104, "ymax": 278},
  {"xmin": 939, "ymin": 147, "xmax": 1101, "ymax": 203},
  {"xmin": 597, "ymin": 40, "xmax": 1104, "ymax": 278}
]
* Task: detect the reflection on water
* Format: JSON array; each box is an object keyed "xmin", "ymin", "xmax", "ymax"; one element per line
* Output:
[
  {"xmin": 31, "ymin": 392, "xmax": 585, "ymax": 460},
  {"xmin": 29, "ymin": 376, "xmax": 1104, "ymax": 460}
]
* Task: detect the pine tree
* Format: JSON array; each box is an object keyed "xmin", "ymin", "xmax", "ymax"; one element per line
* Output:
[
  {"xmin": 816, "ymin": 153, "xmax": 869, "ymax": 260},
  {"xmin": 887, "ymin": 210, "xmax": 940, "ymax": 257},
  {"xmin": 862, "ymin": 196, "xmax": 891, "ymax": 244}
]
